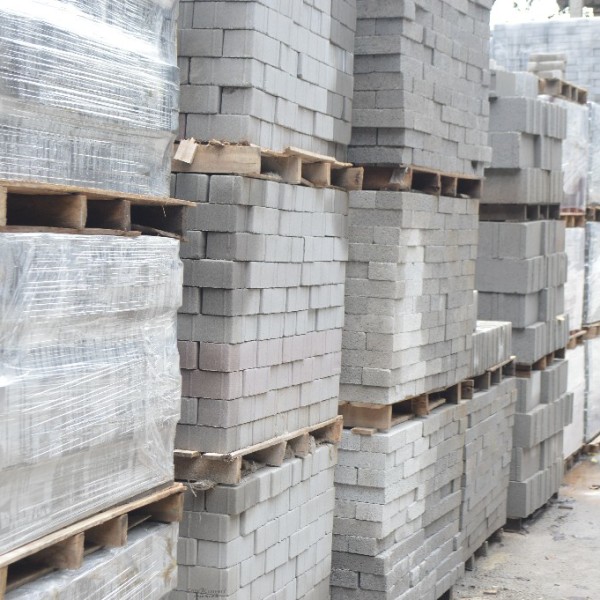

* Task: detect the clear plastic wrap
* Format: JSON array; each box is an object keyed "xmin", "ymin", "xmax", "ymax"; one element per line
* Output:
[
  {"xmin": 564, "ymin": 345, "xmax": 585, "ymax": 459},
  {"xmin": 6, "ymin": 522, "xmax": 178, "ymax": 599},
  {"xmin": 588, "ymin": 102, "xmax": 600, "ymax": 206},
  {"xmin": 0, "ymin": 0, "xmax": 179, "ymax": 196},
  {"xmin": 564, "ymin": 227, "xmax": 586, "ymax": 332},
  {"xmin": 585, "ymin": 222, "xmax": 600, "ymax": 325},
  {"xmin": 544, "ymin": 98, "xmax": 589, "ymax": 211},
  {"xmin": 0, "ymin": 233, "xmax": 182, "ymax": 555},
  {"xmin": 585, "ymin": 337, "xmax": 600, "ymax": 442}
]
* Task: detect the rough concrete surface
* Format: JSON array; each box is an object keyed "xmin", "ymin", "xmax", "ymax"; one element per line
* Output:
[{"xmin": 455, "ymin": 454, "xmax": 600, "ymax": 600}]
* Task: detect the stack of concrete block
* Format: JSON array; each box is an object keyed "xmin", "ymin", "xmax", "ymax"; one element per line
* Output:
[
  {"xmin": 348, "ymin": 0, "xmax": 492, "ymax": 175},
  {"xmin": 340, "ymin": 191, "xmax": 478, "ymax": 405},
  {"xmin": 564, "ymin": 227, "xmax": 586, "ymax": 333},
  {"xmin": 7, "ymin": 523, "xmax": 178, "ymax": 600},
  {"xmin": 588, "ymin": 102, "xmax": 600, "ymax": 206},
  {"xmin": 527, "ymin": 52, "xmax": 566, "ymax": 80},
  {"xmin": 461, "ymin": 320, "xmax": 516, "ymax": 560},
  {"xmin": 492, "ymin": 20, "xmax": 600, "ymax": 101},
  {"xmin": 331, "ymin": 404, "xmax": 467, "ymax": 600},
  {"xmin": 476, "ymin": 220, "xmax": 569, "ymax": 365},
  {"xmin": 485, "ymin": 69, "xmax": 566, "ymax": 206},
  {"xmin": 585, "ymin": 336, "xmax": 600, "ymax": 442},
  {"xmin": 177, "ymin": 0, "xmax": 357, "ymax": 157},
  {"xmin": 170, "ymin": 443, "xmax": 337, "ymax": 600},
  {"xmin": 471, "ymin": 320, "xmax": 512, "ymax": 377},
  {"xmin": 175, "ymin": 174, "xmax": 348, "ymax": 454},
  {"xmin": 508, "ymin": 356, "xmax": 573, "ymax": 518},
  {"xmin": 563, "ymin": 343, "xmax": 585, "ymax": 459}
]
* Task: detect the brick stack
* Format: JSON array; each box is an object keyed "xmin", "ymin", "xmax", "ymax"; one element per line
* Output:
[
  {"xmin": 492, "ymin": 20, "xmax": 600, "ymax": 101},
  {"xmin": 175, "ymin": 444, "xmax": 337, "ymax": 600},
  {"xmin": 563, "ymin": 342, "xmax": 585, "ymax": 459},
  {"xmin": 178, "ymin": 0, "xmax": 356, "ymax": 157},
  {"xmin": 349, "ymin": 0, "xmax": 492, "ymax": 175},
  {"xmin": 332, "ymin": 405, "xmax": 467, "ymax": 600},
  {"xmin": 485, "ymin": 69, "xmax": 565, "ymax": 207},
  {"xmin": 461, "ymin": 321, "xmax": 516, "ymax": 561},
  {"xmin": 172, "ymin": 3, "xmax": 358, "ymax": 597},
  {"xmin": 477, "ymin": 69, "xmax": 573, "ymax": 519},
  {"xmin": 175, "ymin": 175, "xmax": 347, "ymax": 454},
  {"xmin": 340, "ymin": 190, "xmax": 478, "ymax": 405}
]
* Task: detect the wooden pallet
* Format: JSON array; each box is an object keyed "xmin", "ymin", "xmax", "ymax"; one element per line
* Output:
[
  {"xmin": 539, "ymin": 77, "xmax": 588, "ymax": 105},
  {"xmin": 0, "ymin": 180, "xmax": 192, "ymax": 238},
  {"xmin": 339, "ymin": 382, "xmax": 463, "ymax": 434},
  {"xmin": 174, "ymin": 416, "xmax": 342, "ymax": 485},
  {"xmin": 479, "ymin": 203, "xmax": 561, "ymax": 222},
  {"xmin": 564, "ymin": 447, "xmax": 585, "ymax": 472},
  {"xmin": 172, "ymin": 140, "xmax": 364, "ymax": 192},
  {"xmin": 561, "ymin": 211, "xmax": 586, "ymax": 228},
  {"xmin": 462, "ymin": 357, "xmax": 516, "ymax": 399},
  {"xmin": 515, "ymin": 348, "xmax": 565, "ymax": 377},
  {"xmin": 0, "ymin": 483, "xmax": 184, "ymax": 598},
  {"xmin": 583, "ymin": 322, "xmax": 600, "ymax": 340},
  {"xmin": 583, "ymin": 432, "xmax": 600, "ymax": 454},
  {"xmin": 360, "ymin": 164, "xmax": 482, "ymax": 199},
  {"xmin": 586, "ymin": 205, "xmax": 600, "ymax": 222},
  {"xmin": 567, "ymin": 329, "xmax": 587, "ymax": 349}
]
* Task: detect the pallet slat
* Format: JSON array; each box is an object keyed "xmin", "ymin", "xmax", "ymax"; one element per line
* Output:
[{"xmin": 175, "ymin": 416, "xmax": 342, "ymax": 485}]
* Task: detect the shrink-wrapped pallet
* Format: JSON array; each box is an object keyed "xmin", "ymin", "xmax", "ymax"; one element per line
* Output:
[
  {"xmin": 564, "ymin": 227, "xmax": 585, "ymax": 332},
  {"xmin": 585, "ymin": 222, "xmax": 600, "ymax": 325},
  {"xmin": 0, "ymin": 234, "xmax": 182, "ymax": 555},
  {"xmin": 6, "ymin": 523, "xmax": 178, "ymax": 599},
  {"xmin": 0, "ymin": 0, "xmax": 178, "ymax": 196}
]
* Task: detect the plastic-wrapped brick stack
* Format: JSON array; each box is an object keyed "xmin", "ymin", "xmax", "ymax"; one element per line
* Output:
[
  {"xmin": 584, "ymin": 223, "xmax": 600, "ymax": 443},
  {"xmin": 564, "ymin": 227, "xmax": 586, "ymax": 334},
  {"xmin": 349, "ymin": 0, "xmax": 491, "ymax": 175},
  {"xmin": 491, "ymin": 19, "xmax": 600, "ymax": 102},
  {"xmin": 477, "ymin": 69, "xmax": 573, "ymax": 519},
  {"xmin": 588, "ymin": 102, "xmax": 600, "ymax": 206},
  {"xmin": 177, "ymin": 0, "xmax": 356, "ymax": 157},
  {"xmin": 484, "ymin": 69, "xmax": 565, "ymax": 207},
  {"xmin": 462, "ymin": 321, "xmax": 516, "ymax": 561},
  {"xmin": 5, "ymin": 523, "xmax": 178, "ymax": 600},
  {"xmin": 0, "ymin": 234, "xmax": 182, "ymax": 554},
  {"xmin": 563, "ymin": 343, "xmax": 585, "ymax": 459},
  {"xmin": 0, "ymin": 0, "xmax": 178, "ymax": 196}
]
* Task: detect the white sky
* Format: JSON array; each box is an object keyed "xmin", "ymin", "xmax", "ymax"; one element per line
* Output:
[{"xmin": 490, "ymin": 0, "xmax": 588, "ymax": 25}]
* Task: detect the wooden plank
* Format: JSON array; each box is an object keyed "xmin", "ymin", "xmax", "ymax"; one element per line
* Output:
[
  {"xmin": 7, "ymin": 193, "xmax": 87, "ymax": 229},
  {"xmin": 288, "ymin": 433, "xmax": 315, "ymax": 457},
  {"xmin": 33, "ymin": 533, "xmax": 84, "ymax": 570},
  {"xmin": 331, "ymin": 167, "xmax": 364, "ymax": 191},
  {"xmin": 362, "ymin": 166, "xmax": 397, "ymax": 190},
  {"xmin": 350, "ymin": 427, "xmax": 377, "ymax": 436},
  {"xmin": 0, "ymin": 567, "xmax": 6, "ymax": 597},
  {"xmin": 0, "ymin": 483, "xmax": 184, "ymax": 569},
  {"xmin": 412, "ymin": 394, "xmax": 430, "ymax": 417},
  {"xmin": 0, "ymin": 179, "xmax": 190, "ymax": 207},
  {"xmin": 86, "ymin": 199, "xmax": 131, "ymax": 230},
  {"xmin": 249, "ymin": 441, "xmax": 287, "ymax": 467},
  {"xmin": 261, "ymin": 154, "xmax": 302, "ymax": 184},
  {"xmin": 0, "ymin": 187, "xmax": 6, "ymax": 226},
  {"xmin": 302, "ymin": 162, "xmax": 331, "ymax": 187},
  {"xmin": 134, "ymin": 491, "xmax": 184, "ymax": 523},
  {"xmin": 282, "ymin": 146, "xmax": 336, "ymax": 164},
  {"xmin": 0, "ymin": 225, "xmax": 140, "ymax": 237},
  {"xmin": 172, "ymin": 143, "xmax": 262, "ymax": 175},
  {"xmin": 314, "ymin": 417, "xmax": 343, "ymax": 444},
  {"xmin": 173, "ymin": 138, "xmax": 198, "ymax": 164},
  {"xmin": 86, "ymin": 515, "xmax": 128, "ymax": 548},
  {"xmin": 339, "ymin": 402, "xmax": 393, "ymax": 430}
]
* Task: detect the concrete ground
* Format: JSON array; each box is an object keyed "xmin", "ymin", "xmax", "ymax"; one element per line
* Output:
[{"xmin": 454, "ymin": 454, "xmax": 600, "ymax": 600}]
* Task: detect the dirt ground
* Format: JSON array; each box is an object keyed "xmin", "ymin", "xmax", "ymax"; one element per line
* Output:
[{"xmin": 454, "ymin": 454, "xmax": 600, "ymax": 600}]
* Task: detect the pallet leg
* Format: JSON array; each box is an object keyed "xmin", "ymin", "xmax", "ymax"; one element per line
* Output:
[
  {"xmin": 87, "ymin": 514, "xmax": 128, "ymax": 547},
  {"xmin": 475, "ymin": 540, "xmax": 488, "ymax": 558},
  {"xmin": 0, "ymin": 566, "xmax": 6, "ymax": 597},
  {"xmin": 465, "ymin": 555, "xmax": 476, "ymax": 571},
  {"xmin": 33, "ymin": 533, "xmax": 85, "ymax": 570}
]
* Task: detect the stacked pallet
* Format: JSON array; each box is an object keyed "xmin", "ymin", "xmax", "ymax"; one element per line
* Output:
[
  {"xmin": 177, "ymin": 0, "xmax": 356, "ymax": 157},
  {"xmin": 171, "ymin": 3, "xmax": 358, "ymax": 598},
  {"xmin": 477, "ymin": 69, "xmax": 573, "ymax": 520},
  {"xmin": 331, "ymin": 0, "xmax": 494, "ymax": 598},
  {"xmin": 461, "ymin": 321, "xmax": 516, "ymax": 565},
  {"xmin": 0, "ymin": 3, "xmax": 185, "ymax": 598}
]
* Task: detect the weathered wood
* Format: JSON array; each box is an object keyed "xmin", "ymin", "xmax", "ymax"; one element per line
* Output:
[
  {"xmin": 288, "ymin": 433, "xmax": 315, "ymax": 457},
  {"xmin": 0, "ymin": 225, "xmax": 140, "ymax": 237},
  {"xmin": 87, "ymin": 199, "xmax": 131, "ymax": 230},
  {"xmin": 174, "ymin": 455, "xmax": 244, "ymax": 485},
  {"xmin": 134, "ymin": 491, "xmax": 184, "ymax": 524},
  {"xmin": 0, "ymin": 187, "xmax": 6, "ymax": 226},
  {"xmin": 173, "ymin": 138, "xmax": 198, "ymax": 163},
  {"xmin": 302, "ymin": 162, "xmax": 331, "ymax": 187},
  {"xmin": 33, "ymin": 534, "xmax": 84, "ymax": 570},
  {"xmin": 261, "ymin": 154, "xmax": 302, "ymax": 184},
  {"xmin": 86, "ymin": 515, "xmax": 128, "ymax": 548},
  {"xmin": 172, "ymin": 143, "xmax": 262, "ymax": 174},
  {"xmin": 282, "ymin": 147, "xmax": 336, "ymax": 164},
  {"xmin": 0, "ymin": 567, "xmax": 6, "ymax": 597},
  {"xmin": 249, "ymin": 441, "xmax": 287, "ymax": 467},
  {"xmin": 331, "ymin": 166, "xmax": 364, "ymax": 191},
  {"xmin": 339, "ymin": 402, "xmax": 394, "ymax": 430}
]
